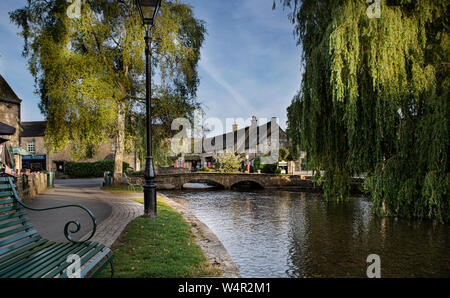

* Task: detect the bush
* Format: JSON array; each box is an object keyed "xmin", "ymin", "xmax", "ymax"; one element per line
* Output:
[
  {"xmin": 261, "ymin": 163, "xmax": 278, "ymax": 174},
  {"xmin": 65, "ymin": 160, "xmax": 129, "ymax": 178},
  {"xmin": 212, "ymin": 153, "xmax": 244, "ymax": 173}
]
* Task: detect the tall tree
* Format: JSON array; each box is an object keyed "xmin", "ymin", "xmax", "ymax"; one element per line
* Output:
[
  {"xmin": 10, "ymin": 0, "xmax": 205, "ymax": 183},
  {"xmin": 277, "ymin": 0, "xmax": 449, "ymax": 222}
]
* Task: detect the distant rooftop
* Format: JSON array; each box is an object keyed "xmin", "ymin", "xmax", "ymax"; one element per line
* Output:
[{"xmin": 21, "ymin": 121, "xmax": 47, "ymax": 138}]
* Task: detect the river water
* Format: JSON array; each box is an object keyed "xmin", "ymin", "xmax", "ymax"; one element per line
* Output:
[{"xmin": 162, "ymin": 189, "xmax": 450, "ymax": 278}]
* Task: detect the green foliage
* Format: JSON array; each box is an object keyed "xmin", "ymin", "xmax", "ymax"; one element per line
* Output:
[
  {"xmin": 253, "ymin": 157, "xmax": 262, "ymax": 172},
  {"xmin": 278, "ymin": 147, "xmax": 292, "ymax": 161},
  {"xmin": 279, "ymin": 0, "xmax": 449, "ymax": 222},
  {"xmin": 64, "ymin": 160, "xmax": 129, "ymax": 178},
  {"xmin": 212, "ymin": 153, "xmax": 244, "ymax": 173},
  {"xmin": 10, "ymin": 0, "xmax": 206, "ymax": 174},
  {"xmin": 261, "ymin": 164, "xmax": 278, "ymax": 174}
]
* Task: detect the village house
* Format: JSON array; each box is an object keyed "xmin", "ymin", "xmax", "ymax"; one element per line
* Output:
[{"xmin": 174, "ymin": 116, "xmax": 291, "ymax": 170}]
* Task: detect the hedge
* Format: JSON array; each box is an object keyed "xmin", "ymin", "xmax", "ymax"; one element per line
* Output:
[{"xmin": 64, "ymin": 160, "xmax": 129, "ymax": 178}]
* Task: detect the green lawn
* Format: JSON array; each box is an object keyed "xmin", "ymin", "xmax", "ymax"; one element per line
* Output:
[
  {"xmin": 97, "ymin": 198, "xmax": 222, "ymax": 278},
  {"xmin": 101, "ymin": 185, "xmax": 143, "ymax": 194}
]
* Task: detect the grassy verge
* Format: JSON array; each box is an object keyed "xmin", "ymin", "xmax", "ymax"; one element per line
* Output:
[
  {"xmin": 101, "ymin": 185, "xmax": 143, "ymax": 194},
  {"xmin": 97, "ymin": 198, "xmax": 222, "ymax": 278}
]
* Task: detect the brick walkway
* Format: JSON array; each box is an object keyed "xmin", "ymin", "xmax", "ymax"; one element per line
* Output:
[{"xmin": 80, "ymin": 189, "xmax": 144, "ymax": 246}]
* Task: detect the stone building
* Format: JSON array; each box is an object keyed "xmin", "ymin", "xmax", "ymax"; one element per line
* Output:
[
  {"xmin": 0, "ymin": 74, "xmax": 21, "ymax": 146},
  {"xmin": 186, "ymin": 116, "xmax": 291, "ymax": 168}
]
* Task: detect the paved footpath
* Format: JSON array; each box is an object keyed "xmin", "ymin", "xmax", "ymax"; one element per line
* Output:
[{"xmin": 27, "ymin": 179, "xmax": 143, "ymax": 247}]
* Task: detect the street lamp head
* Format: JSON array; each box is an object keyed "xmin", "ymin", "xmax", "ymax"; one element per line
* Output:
[{"xmin": 136, "ymin": 0, "xmax": 162, "ymax": 26}]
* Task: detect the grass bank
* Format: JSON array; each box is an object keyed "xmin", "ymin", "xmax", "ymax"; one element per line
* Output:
[
  {"xmin": 101, "ymin": 185, "xmax": 143, "ymax": 194},
  {"xmin": 98, "ymin": 197, "xmax": 221, "ymax": 278}
]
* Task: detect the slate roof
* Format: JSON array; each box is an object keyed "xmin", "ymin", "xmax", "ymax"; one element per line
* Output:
[
  {"xmin": 0, "ymin": 74, "xmax": 22, "ymax": 104},
  {"xmin": 0, "ymin": 122, "xmax": 16, "ymax": 135},
  {"xmin": 20, "ymin": 121, "xmax": 47, "ymax": 137},
  {"xmin": 198, "ymin": 121, "xmax": 287, "ymax": 154}
]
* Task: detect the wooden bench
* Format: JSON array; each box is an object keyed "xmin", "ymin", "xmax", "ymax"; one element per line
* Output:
[{"xmin": 0, "ymin": 176, "xmax": 113, "ymax": 278}]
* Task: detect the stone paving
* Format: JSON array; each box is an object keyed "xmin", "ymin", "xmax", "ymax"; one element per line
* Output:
[{"xmin": 80, "ymin": 189, "xmax": 143, "ymax": 247}]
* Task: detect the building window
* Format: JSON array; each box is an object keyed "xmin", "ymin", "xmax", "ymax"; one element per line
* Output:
[
  {"xmin": 27, "ymin": 140, "xmax": 35, "ymax": 154},
  {"xmin": 111, "ymin": 142, "xmax": 116, "ymax": 152}
]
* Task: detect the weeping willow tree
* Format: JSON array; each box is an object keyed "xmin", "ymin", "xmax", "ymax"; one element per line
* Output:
[
  {"xmin": 278, "ymin": 0, "xmax": 449, "ymax": 222},
  {"xmin": 10, "ymin": 0, "xmax": 205, "ymax": 182}
]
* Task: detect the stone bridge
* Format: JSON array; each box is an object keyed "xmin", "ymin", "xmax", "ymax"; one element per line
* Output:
[{"xmin": 149, "ymin": 172, "xmax": 320, "ymax": 191}]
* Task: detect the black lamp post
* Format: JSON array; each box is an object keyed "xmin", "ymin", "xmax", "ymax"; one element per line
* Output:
[{"xmin": 136, "ymin": 0, "xmax": 162, "ymax": 218}]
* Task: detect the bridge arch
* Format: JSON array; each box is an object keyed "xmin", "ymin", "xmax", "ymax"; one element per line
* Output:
[
  {"xmin": 181, "ymin": 178, "xmax": 225, "ymax": 189},
  {"xmin": 230, "ymin": 180, "xmax": 264, "ymax": 190}
]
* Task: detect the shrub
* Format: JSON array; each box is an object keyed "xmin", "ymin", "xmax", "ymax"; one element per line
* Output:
[
  {"xmin": 65, "ymin": 160, "xmax": 129, "ymax": 178},
  {"xmin": 261, "ymin": 163, "xmax": 278, "ymax": 174},
  {"xmin": 212, "ymin": 153, "xmax": 244, "ymax": 173}
]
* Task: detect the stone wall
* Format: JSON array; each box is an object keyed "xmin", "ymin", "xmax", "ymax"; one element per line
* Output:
[
  {"xmin": 0, "ymin": 100, "xmax": 21, "ymax": 146},
  {"xmin": 13, "ymin": 172, "xmax": 48, "ymax": 203},
  {"xmin": 156, "ymin": 167, "xmax": 190, "ymax": 175}
]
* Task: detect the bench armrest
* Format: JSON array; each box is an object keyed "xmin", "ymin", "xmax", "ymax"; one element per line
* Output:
[{"xmin": 7, "ymin": 177, "xmax": 97, "ymax": 244}]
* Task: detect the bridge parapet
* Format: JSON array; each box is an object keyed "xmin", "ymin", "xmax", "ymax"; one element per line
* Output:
[{"xmin": 126, "ymin": 172, "xmax": 321, "ymax": 191}]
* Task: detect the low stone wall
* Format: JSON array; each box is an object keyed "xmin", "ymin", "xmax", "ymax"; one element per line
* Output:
[
  {"xmin": 156, "ymin": 167, "xmax": 190, "ymax": 175},
  {"xmin": 13, "ymin": 172, "xmax": 48, "ymax": 203}
]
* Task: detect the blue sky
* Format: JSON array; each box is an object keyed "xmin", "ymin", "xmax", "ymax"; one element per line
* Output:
[{"xmin": 0, "ymin": 0, "xmax": 302, "ymax": 132}]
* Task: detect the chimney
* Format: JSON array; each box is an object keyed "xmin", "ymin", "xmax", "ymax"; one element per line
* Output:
[
  {"xmin": 233, "ymin": 122, "xmax": 238, "ymax": 132},
  {"xmin": 251, "ymin": 116, "xmax": 258, "ymax": 128}
]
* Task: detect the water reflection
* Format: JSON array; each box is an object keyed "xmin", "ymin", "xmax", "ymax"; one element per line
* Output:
[{"xmin": 162, "ymin": 190, "xmax": 450, "ymax": 278}]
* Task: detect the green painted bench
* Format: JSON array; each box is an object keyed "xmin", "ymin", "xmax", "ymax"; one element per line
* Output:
[{"xmin": 0, "ymin": 176, "xmax": 113, "ymax": 278}]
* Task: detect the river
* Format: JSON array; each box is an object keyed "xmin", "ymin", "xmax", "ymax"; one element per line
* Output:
[{"xmin": 161, "ymin": 188, "xmax": 450, "ymax": 278}]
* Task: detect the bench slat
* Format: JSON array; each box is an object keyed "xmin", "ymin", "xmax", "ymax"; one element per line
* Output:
[
  {"xmin": 0, "ymin": 217, "xmax": 30, "ymax": 230},
  {"xmin": 46, "ymin": 242, "xmax": 99, "ymax": 278},
  {"xmin": 0, "ymin": 198, "xmax": 15, "ymax": 205},
  {"xmin": 0, "ymin": 211, "xmax": 27, "ymax": 223},
  {"xmin": 0, "ymin": 184, "xmax": 14, "ymax": 190},
  {"xmin": 0, "ymin": 242, "xmax": 67, "ymax": 277},
  {"xmin": 20, "ymin": 243, "xmax": 88, "ymax": 278},
  {"xmin": 0, "ymin": 240, "xmax": 52, "ymax": 273},
  {"xmin": 0, "ymin": 235, "xmax": 42, "ymax": 256},
  {"xmin": 73, "ymin": 247, "xmax": 111, "ymax": 278},
  {"xmin": 0, "ymin": 224, "xmax": 34, "ymax": 239},
  {"xmin": 0, "ymin": 230, "xmax": 37, "ymax": 248},
  {"xmin": 0, "ymin": 191, "xmax": 13, "ymax": 198},
  {"xmin": 0, "ymin": 205, "xmax": 20, "ymax": 214},
  {"xmin": 0, "ymin": 239, "xmax": 48, "ymax": 269}
]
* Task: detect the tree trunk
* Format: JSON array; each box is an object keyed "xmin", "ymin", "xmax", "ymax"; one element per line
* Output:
[{"xmin": 113, "ymin": 100, "xmax": 126, "ymax": 185}]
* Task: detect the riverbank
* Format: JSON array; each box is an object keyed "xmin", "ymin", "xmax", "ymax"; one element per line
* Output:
[
  {"xmin": 97, "ymin": 197, "xmax": 222, "ymax": 278},
  {"xmin": 159, "ymin": 193, "xmax": 241, "ymax": 278},
  {"xmin": 102, "ymin": 186, "xmax": 241, "ymax": 278}
]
